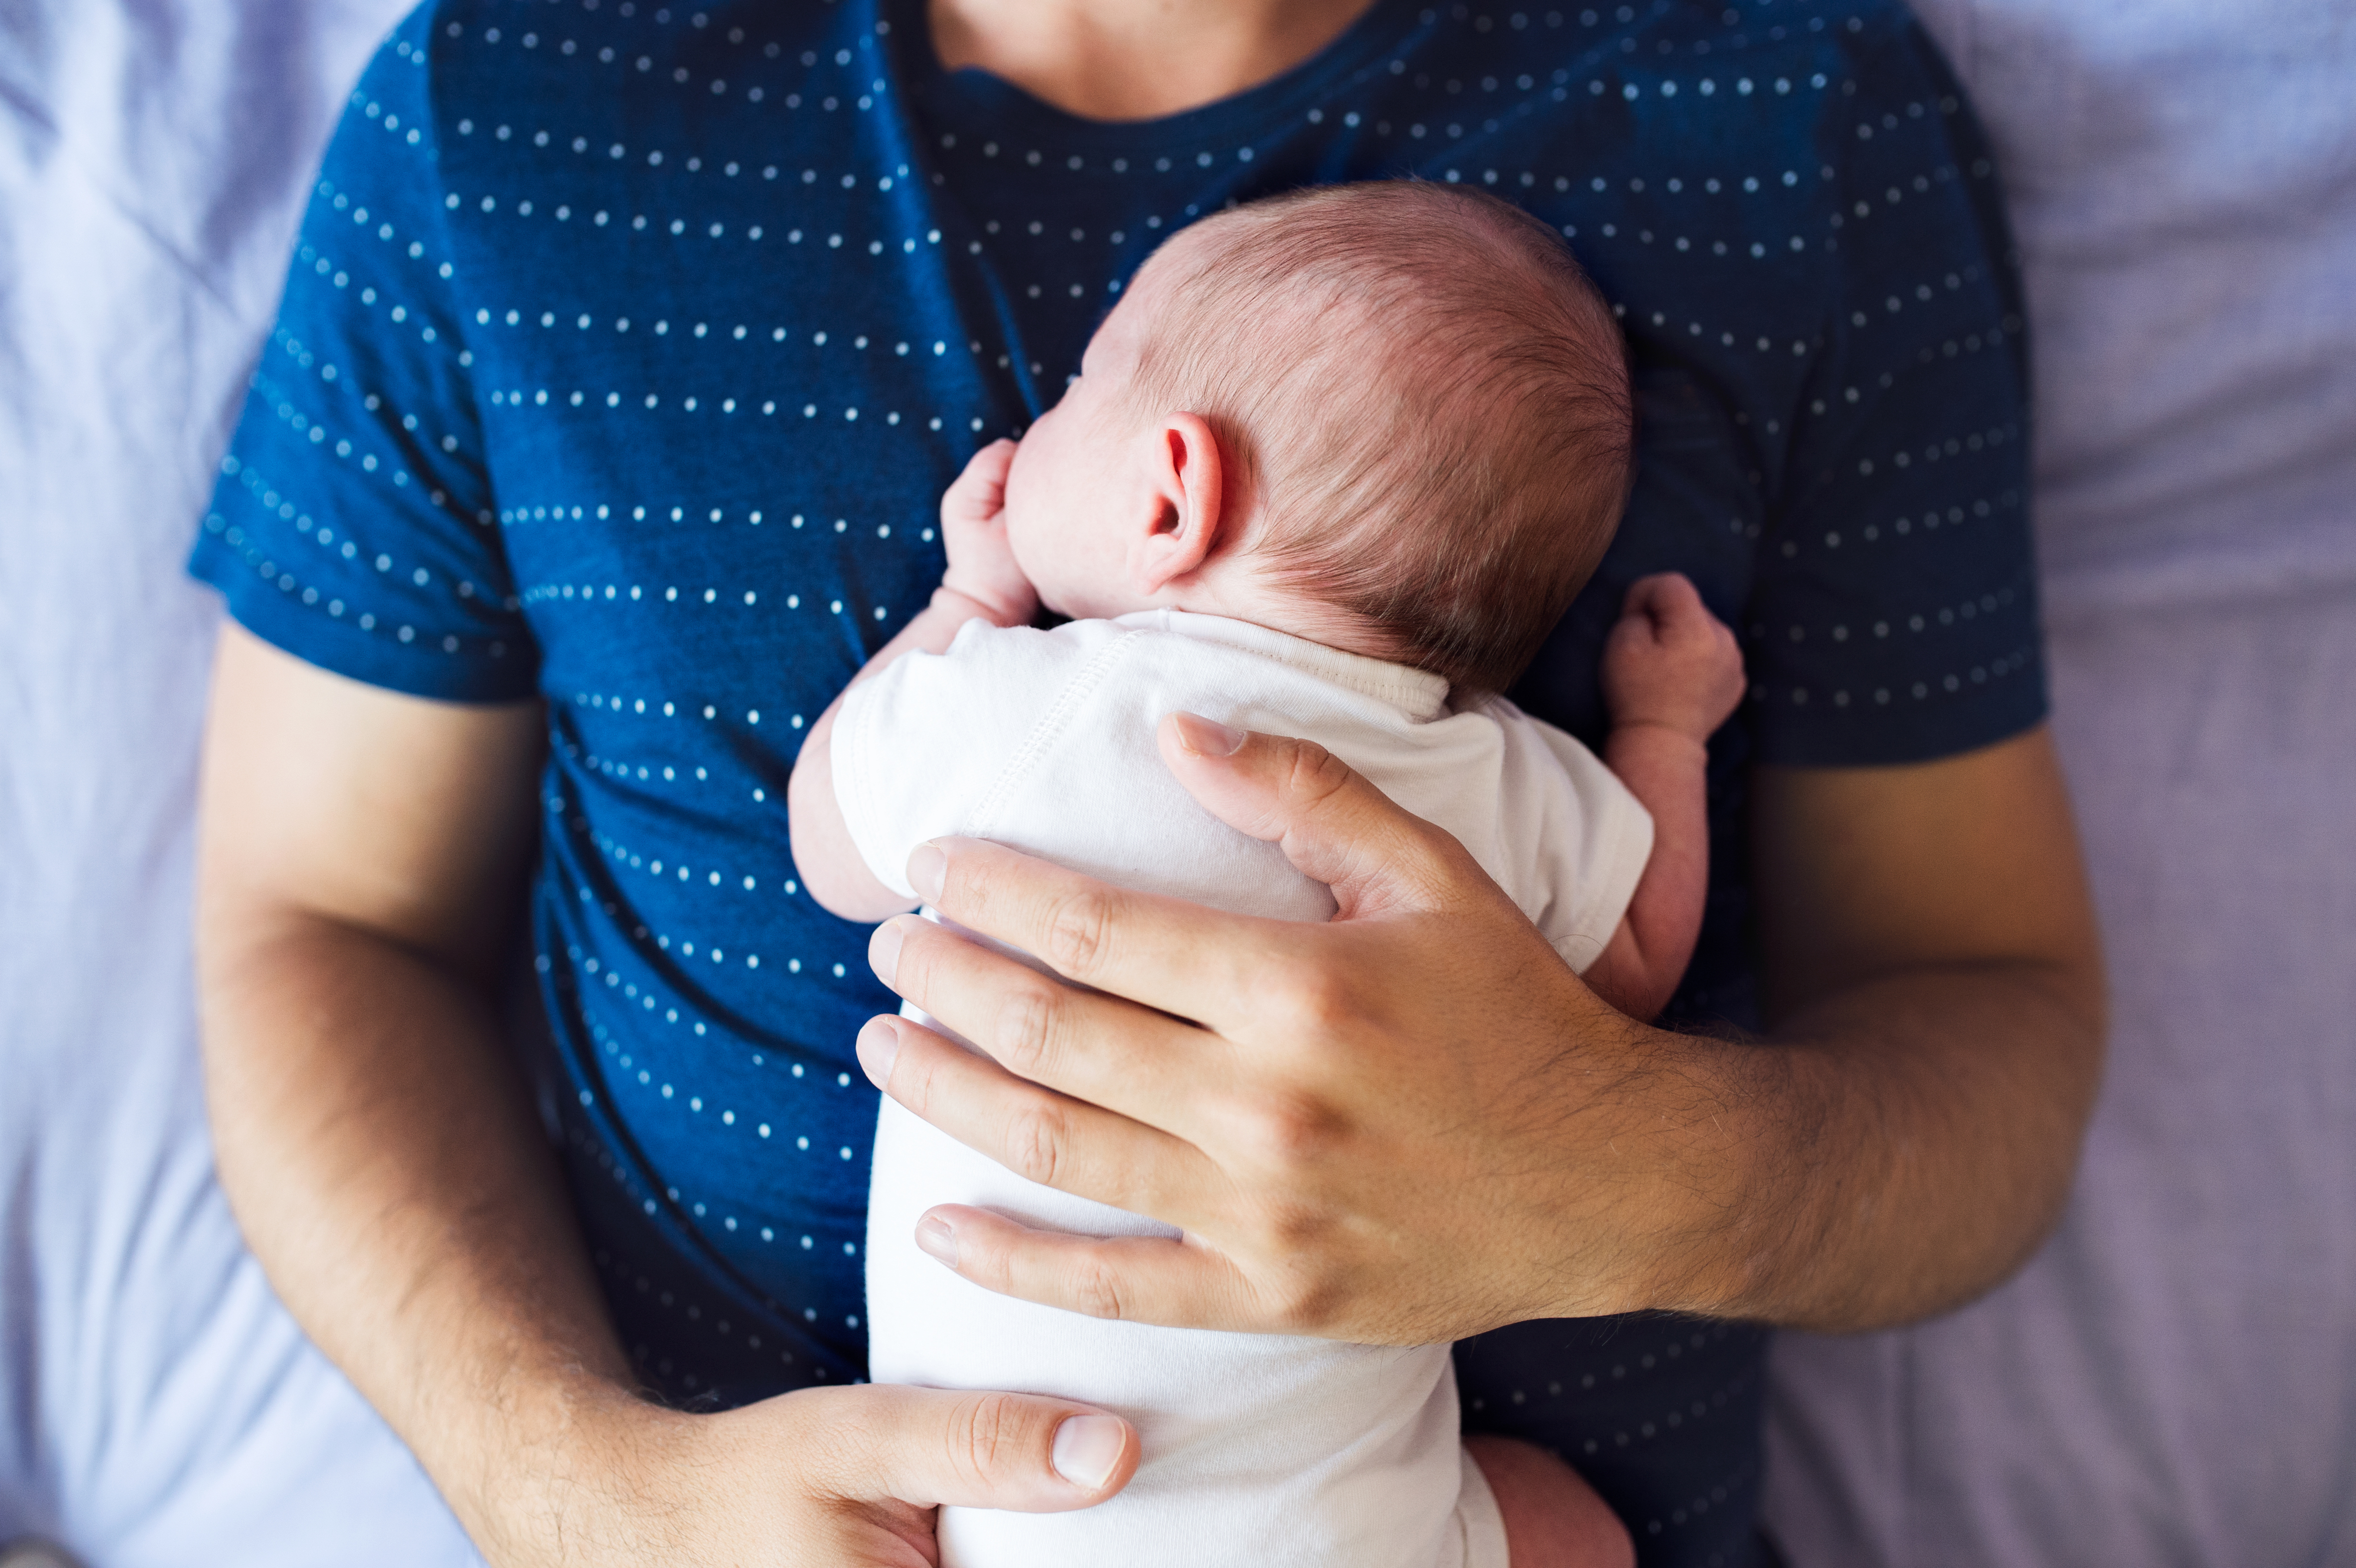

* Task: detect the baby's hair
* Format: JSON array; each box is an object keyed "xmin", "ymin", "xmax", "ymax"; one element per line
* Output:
[{"xmin": 1123, "ymin": 182, "xmax": 1633, "ymax": 693}]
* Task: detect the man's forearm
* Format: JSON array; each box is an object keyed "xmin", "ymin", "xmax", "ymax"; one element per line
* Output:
[
  {"xmin": 1657, "ymin": 957, "xmax": 2104, "ymax": 1332},
  {"xmin": 1637, "ymin": 729, "xmax": 2109, "ymax": 1331},
  {"xmin": 200, "ymin": 912, "xmax": 644, "ymax": 1558},
  {"xmin": 195, "ymin": 614, "xmax": 1134, "ymax": 1568}
]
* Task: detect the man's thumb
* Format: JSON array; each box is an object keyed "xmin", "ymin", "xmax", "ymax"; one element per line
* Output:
[
  {"xmin": 1156, "ymin": 711, "xmax": 1467, "ymax": 918},
  {"xmin": 847, "ymin": 1385, "xmax": 1136, "ymax": 1512}
]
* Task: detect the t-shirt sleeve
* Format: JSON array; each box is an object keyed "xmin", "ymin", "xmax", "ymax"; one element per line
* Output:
[
  {"xmin": 831, "ymin": 619, "xmax": 1122, "ymax": 901},
  {"xmin": 1745, "ymin": 11, "xmax": 2046, "ymax": 765},
  {"xmin": 188, "ymin": 11, "xmax": 534, "ymax": 703}
]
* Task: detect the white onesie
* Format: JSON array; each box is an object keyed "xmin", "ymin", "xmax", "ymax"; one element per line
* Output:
[{"xmin": 834, "ymin": 609, "xmax": 1651, "ymax": 1568}]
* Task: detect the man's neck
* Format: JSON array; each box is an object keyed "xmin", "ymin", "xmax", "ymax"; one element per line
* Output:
[{"xmin": 927, "ymin": 0, "xmax": 1378, "ymax": 122}]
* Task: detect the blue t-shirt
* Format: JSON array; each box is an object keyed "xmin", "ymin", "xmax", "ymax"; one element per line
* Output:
[{"xmin": 191, "ymin": 2, "xmax": 2041, "ymax": 1562}]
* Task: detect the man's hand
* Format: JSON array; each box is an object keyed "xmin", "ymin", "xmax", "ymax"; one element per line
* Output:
[
  {"xmin": 852, "ymin": 713, "xmax": 2104, "ymax": 1339},
  {"xmin": 939, "ymin": 438, "xmax": 1037, "ymax": 625},
  {"xmin": 200, "ymin": 627, "xmax": 1135, "ymax": 1568},
  {"xmin": 466, "ymin": 1380, "xmax": 1136, "ymax": 1567},
  {"xmin": 853, "ymin": 712, "xmax": 1709, "ymax": 1343},
  {"xmin": 1599, "ymin": 572, "xmax": 1744, "ymax": 742}
]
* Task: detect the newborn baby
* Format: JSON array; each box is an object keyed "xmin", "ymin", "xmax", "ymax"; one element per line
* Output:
[{"xmin": 789, "ymin": 182, "xmax": 1743, "ymax": 1568}]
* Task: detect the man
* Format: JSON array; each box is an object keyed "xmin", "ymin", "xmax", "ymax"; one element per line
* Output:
[{"xmin": 193, "ymin": 1, "xmax": 2103, "ymax": 1562}]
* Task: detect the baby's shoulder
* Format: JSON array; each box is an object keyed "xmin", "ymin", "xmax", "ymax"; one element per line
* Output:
[
  {"xmin": 890, "ymin": 612, "xmax": 1149, "ymax": 706},
  {"xmin": 849, "ymin": 617, "xmax": 1138, "ymax": 753},
  {"xmin": 1440, "ymin": 694, "xmax": 1618, "ymax": 805}
]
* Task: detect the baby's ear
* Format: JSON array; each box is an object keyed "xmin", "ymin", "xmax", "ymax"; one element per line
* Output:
[{"xmin": 1134, "ymin": 412, "xmax": 1224, "ymax": 593}]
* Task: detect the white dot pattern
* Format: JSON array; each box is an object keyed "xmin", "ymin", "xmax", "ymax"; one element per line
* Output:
[{"xmin": 190, "ymin": 3, "xmax": 2043, "ymax": 1556}]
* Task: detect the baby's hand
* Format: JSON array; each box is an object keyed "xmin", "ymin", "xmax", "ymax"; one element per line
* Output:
[
  {"xmin": 938, "ymin": 438, "xmax": 1037, "ymax": 624},
  {"xmin": 1600, "ymin": 572, "xmax": 1745, "ymax": 744}
]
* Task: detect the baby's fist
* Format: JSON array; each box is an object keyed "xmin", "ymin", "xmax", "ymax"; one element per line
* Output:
[
  {"xmin": 938, "ymin": 438, "xmax": 1037, "ymax": 624},
  {"xmin": 1600, "ymin": 573, "xmax": 1745, "ymax": 744}
]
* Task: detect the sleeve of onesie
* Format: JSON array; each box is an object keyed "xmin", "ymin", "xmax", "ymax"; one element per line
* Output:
[
  {"xmin": 832, "ymin": 618, "xmax": 1129, "ymax": 901},
  {"xmin": 1504, "ymin": 713, "xmax": 1656, "ymax": 977}
]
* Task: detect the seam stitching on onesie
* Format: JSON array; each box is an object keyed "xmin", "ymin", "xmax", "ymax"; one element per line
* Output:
[
  {"xmin": 960, "ymin": 629, "xmax": 1144, "ymax": 840},
  {"xmin": 1212, "ymin": 636, "xmax": 1437, "ymax": 711},
  {"xmin": 1303, "ymin": 665, "xmax": 1439, "ymax": 711},
  {"xmin": 1557, "ymin": 777, "xmax": 1655, "ymax": 973},
  {"xmin": 1165, "ymin": 615, "xmax": 1444, "ymax": 715}
]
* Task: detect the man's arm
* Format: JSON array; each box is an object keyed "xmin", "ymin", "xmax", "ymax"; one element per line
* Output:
[
  {"xmin": 196, "ymin": 625, "xmax": 637, "ymax": 1558},
  {"xmin": 1739, "ymin": 727, "xmax": 2105, "ymax": 1326},
  {"xmin": 839, "ymin": 716, "xmax": 2102, "ymax": 1339},
  {"xmin": 196, "ymin": 625, "xmax": 1138, "ymax": 1568}
]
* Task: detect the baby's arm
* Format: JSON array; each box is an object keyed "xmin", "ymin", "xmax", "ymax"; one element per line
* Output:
[
  {"xmin": 1580, "ymin": 573, "xmax": 1745, "ymax": 1022},
  {"xmin": 788, "ymin": 439, "xmax": 1033, "ymax": 921}
]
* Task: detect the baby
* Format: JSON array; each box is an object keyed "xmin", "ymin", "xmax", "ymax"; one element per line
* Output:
[{"xmin": 789, "ymin": 183, "xmax": 1744, "ymax": 1568}]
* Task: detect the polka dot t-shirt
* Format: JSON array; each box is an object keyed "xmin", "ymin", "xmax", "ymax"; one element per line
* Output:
[{"xmin": 190, "ymin": 2, "xmax": 2042, "ymax": 1563}]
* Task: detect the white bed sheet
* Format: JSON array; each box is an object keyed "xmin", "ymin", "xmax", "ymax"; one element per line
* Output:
[
  {"xmin": 1764, "ymin": 2, "xmax": 2356, "ymax": 1565},
  {"xmin": 0, "ymin": 2, "xmax": 475, "ymax": 1561}
]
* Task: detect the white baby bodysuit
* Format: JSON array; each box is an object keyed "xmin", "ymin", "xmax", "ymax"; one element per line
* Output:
[{"xmin": 835, "ymin": 609, "xmax": 1652, "ymax": 1568}]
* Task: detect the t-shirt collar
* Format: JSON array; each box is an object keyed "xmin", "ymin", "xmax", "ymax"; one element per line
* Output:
[{"xmin": 1113, "ymin": 608, "xmax": 1451, "ymax": 721}]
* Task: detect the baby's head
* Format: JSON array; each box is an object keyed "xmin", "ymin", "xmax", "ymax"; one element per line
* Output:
[{"xmin": 1002, "ymin": 181, "xmax": 1632, "ymax": 692}]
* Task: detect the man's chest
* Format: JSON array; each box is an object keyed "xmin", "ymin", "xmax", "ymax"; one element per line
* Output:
[{"xmin": 427, "ymin": 21, "xmax": 1800, "ymax": 737}]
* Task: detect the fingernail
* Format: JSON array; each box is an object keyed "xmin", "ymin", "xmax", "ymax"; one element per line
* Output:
[
  {"xmin": 868, "ymin": 917, "xmax": 907, "ymax": 988},
  {"xmin": 907, "ymin": 841, "xmax": 948, "ymax": 904},
  {"xmin": 855, "ymin": 1017, "xmax": 900, "ymax": 1089},
  {"xmin": 1170, "ymin": 710, "xmax": 1246, "ymax": 757},
  {"xmin": 1051, "ymin": 1414, "xmax": 1125, "ymax": 1492},
  {"xmin": 914, "ymin": 1213, "xmax": 958, "ymax": 1268}
]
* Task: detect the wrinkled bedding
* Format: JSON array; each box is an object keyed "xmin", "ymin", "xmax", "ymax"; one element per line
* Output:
[
  {"xmin": 0, "ymin": 3, "xmax": 473, "ymax": 1560},
  {"xmin": 0, "ymin": 2, "xmax": 2350, "ymax": 1565},
  {"xmin": 1766, "ymin": 3, "xmax": 2356, "ymax": 1564}
]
